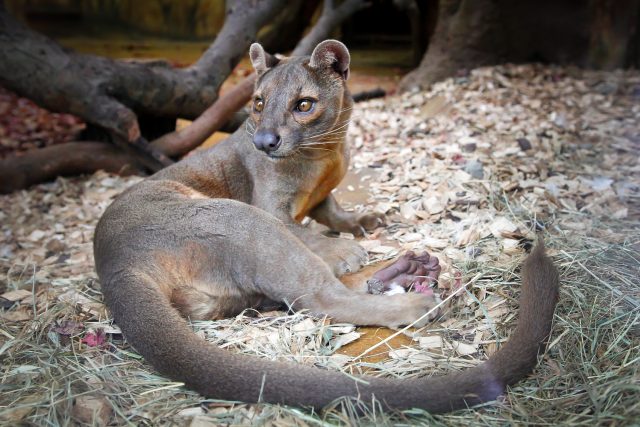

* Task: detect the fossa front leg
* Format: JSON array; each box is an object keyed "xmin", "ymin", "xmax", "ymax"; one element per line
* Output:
[
  {"xmin": 310, "ymin": 194, "xmax": 385, "ymax": 237},
  {"xmin": 296, "ymin": 247, "xmax": 442, "ymax": 327}
]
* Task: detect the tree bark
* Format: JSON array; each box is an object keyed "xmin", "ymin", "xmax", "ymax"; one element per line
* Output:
[
  {"xmin": 0, "ymin": 142, "xmax": 143, "ymax": 194},
  {"xmin": 292, "ymin": 0, "xmax": 370, "ymax": 56},
  {"xmin": 393, "ymin": 0, "xmax": 424, "ymax": 67},
  {"xmin": 0, "ymin": 0, "xmax": 284, "ymax": 192},
  {"xmin": 0, "ymin": 0, "xmax": 371, "ymax": 192},
  {"xmin": 258, "ymin": 0, "xmax": 321, "ymax": 53},
  {"xmin": 586, "ymin": 0, "xmax": 640, "ymax": 69}
]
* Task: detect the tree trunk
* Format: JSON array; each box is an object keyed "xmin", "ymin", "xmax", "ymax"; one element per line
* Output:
[
  {"xmin": 0, "ymin": 0, "xmax": 283, "ymax": 191},
  {"xmin": 292, "ymin": 0, "xmax": 370, "ymax": 56},
  {"xmin": 400, "ymin": 0, "xmax": 507, "ymax": 91},
  {"xmin": 151, "ymin": 76, "xmax": 256, "ymax": 157},
  {"xmin": 393, "ymin": 0, "xmax": 425, "ymax": 67},
  {"xmin": 400, "ymin": 0, "xmax": 640, "ymax": 91},
  {"xmin": 587, "ymin": 0, "xmax": 640, "ymax": 69}
]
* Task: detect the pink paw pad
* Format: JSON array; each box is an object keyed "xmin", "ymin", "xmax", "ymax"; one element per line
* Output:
[
  {"xmin": 366, "ymin": 250, "xmax": 442, "ymax": 295},
  {"xmin": 413, "ymin": 283, "xmax": 434, "ymax": 296}
]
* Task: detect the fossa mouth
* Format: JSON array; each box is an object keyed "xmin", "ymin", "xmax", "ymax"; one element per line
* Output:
[{"xmin": 266, "ymin": 152, "xmax": 289, "ymax": 159}]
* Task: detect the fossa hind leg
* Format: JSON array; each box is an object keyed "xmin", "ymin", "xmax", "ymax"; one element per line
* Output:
[
  {"xmin": 181, "ymin": 199, "xmax": 438, "ymax": 328},
  {"xmin": 287, "ymin": 194, "xmax": 385, "ymax": 277},
  {"xmin": 171, "ymin": 285, "xmax": 284, "ymax": 320}
]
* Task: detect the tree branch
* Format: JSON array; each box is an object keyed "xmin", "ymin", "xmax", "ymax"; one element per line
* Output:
[
  {"xmin": 151, "ymin": 77, "xmax": 256, "ymax": 157},
  {"xmin": 292, "ymin": 0, "xmax": 371, "ymax": 56},
  {"xmin": 0, "ymin": 142, "xmax": 144, "ymax": 194}
]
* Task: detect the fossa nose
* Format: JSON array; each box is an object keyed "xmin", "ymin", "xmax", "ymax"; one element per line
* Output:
[{"xmin": 253, "ymin": 129, "xmax": 281, "ymax": 154}]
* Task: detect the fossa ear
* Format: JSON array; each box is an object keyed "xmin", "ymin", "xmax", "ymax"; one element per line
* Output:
[
  {"xmin": 249, "ymin": 43, "xmax": 280, "ymax": 75},
  {"xmin": 309, "ymin": 39, "xmax": 350, "ymax": 80}
]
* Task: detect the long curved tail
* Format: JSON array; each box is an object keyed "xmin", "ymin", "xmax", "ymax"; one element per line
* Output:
[{"xmin": 102, "ymin": 242, "xmax": 559, "ymax": 413}]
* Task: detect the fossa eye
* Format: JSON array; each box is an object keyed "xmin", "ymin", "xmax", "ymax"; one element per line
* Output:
[
  {"xmin": 253, "ymin": 98, "xmax": 264, "ymax": 113},
  {"xmin": 295, "ymin": 99, "xmax": 314, "ymax": 113}
]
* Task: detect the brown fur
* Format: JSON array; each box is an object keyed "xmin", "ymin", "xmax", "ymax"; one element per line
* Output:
[{"xmin": 94, "ymin": 40, "xmax": 560, "ymax": 412}]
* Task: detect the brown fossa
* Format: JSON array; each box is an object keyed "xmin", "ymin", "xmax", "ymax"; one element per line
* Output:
[{"xmin": 93, "ymin": 40, "xmax": 559, "ymax": 413}]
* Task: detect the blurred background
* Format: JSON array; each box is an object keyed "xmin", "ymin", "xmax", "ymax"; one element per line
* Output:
[
  {"xmin": 3, "ymin": 0, "xmax": 428, "ymax": 96},
  {"xmin": 5, "ymin": 0, "xmax": 639, "ymax": 88}
]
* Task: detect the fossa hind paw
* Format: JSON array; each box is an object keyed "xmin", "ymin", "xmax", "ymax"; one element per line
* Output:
[
  {"xmin": 367, "ymin": 250, "xmax": 441, "ymax": 295},
  {"xmin": 319, "ymin": 237, "xmax": 368, "ymax": 276},
  {"xmin": 344, "ymin": 212, "xmax": 386, "ymax": 237}
]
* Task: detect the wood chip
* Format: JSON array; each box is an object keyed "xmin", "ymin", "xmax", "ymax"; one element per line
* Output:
[
  {"xmin": 489, "ymin": 217, "xmax": 518, "ymax": 238},
  {"xmin": 450, "ymin": 340, "xmax": 478, "ymax": 356},
  {"xmin": 0, "ymin": 309, "xmax": 32, "ymax": 322},
  {"xmin": 418, "ymin": 335, "xmax": 443, "ymax": 349},
  {"xmin": 331, "ymin": 331, "xmax": 361, "ymax": 350},
  {"xmin": 72, "ymin": 395, "xmax": 113, "ymax": 427},
  {"xmin": 291, "ymin": 318, "xmax": 317, "ymax": 337},
  {"xmin": 0, "ymin": 289, "xmax": 33, "ymax": 302}
]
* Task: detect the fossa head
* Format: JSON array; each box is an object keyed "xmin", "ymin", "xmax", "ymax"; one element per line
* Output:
[{"xmin": 248, "ymin": 40, "xmax": 352, "ymax": 159}]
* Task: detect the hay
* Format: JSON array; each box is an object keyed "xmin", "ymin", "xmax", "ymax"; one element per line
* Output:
[{"xmin": 1, "ymin": 63, "xmax": 639, "ymax": 425}]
